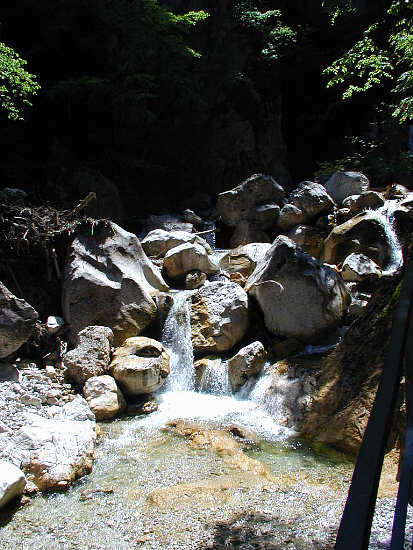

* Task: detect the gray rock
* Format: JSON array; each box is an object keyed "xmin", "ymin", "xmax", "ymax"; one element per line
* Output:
[
  {"xmin": 228, "ymin": 341, "xmax": 267, "ymax": 392},
  {"xmin": 15, "ymin": 397, "xmax": 96, "ymax": 492},
  {"xmin": 110, "ymin": 337, "xmax": 170, "ymax": 396},
  {"xmin": 163, "ymin": 243, "xmax": 219, "ymax": 279},
  {"xmin": 0, "ymin": 461, "xmax": 26, "ymax": 508},
  {"xmin": 324, "ymin": 171, "xmax": 369, "ymax": 204},
  {"xmin": 141, "ymin": 229, "xmax": 211, "ymax": 258},
  {"xmin": 147, "ymin": 214, "xmax": 193, "ymax": 233},
  {"xmin": 62, "ymin": 220, "xmax": 169, "ymax": 346},
  {"xmin": 342, "ymin": 191, "xmax": 384, "ymax": 214},
  {"xmin": 288, "ymin": 181, "xmax": 335, "ymax": 220},
  {"xmin": 288, "ymin": 225, "xmax": 325, "ymax": 259},
  {"xmin": 0, "ymin": 282, "xmax": 38, "ymax": 359},
  {"xmin": 190, "ymin": 281, "xmax": 249, "ymax": 355},
  {"xmin": 217, "ymin": 174, "xmax": 285, "ymax": 227},
  {"xmin": 277, "ymin": 204, "xmax": 307, "ymax": 232},
  {"xmin": 246, "ymin": 236, "xmax": 350, "ymax": 343},
  {"xmin": 83, "ymin": 375, "xmax": 126, "ymax": 420},
  {"xmin": 64, "ymin": 326, "xmax": 114, "ymax": 386},
  {"xmin": 341, "ymin": 253, "xmax": 382, "ymax": 282}
]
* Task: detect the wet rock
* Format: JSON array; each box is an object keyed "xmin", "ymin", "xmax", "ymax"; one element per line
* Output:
[
  {"xmin": 345, "ymin": 297, "xmax": 369, "ymax": 324},
  {"xmin": 141, "ymin": 229, "xmax": 211, "ymax": 258},
  {"xmin": 287, "ymin": 225, "xmax": 325, "ymax": 258},
  {"xmin": 80, "ymin": 485, "xmax": 114, "ymax": 501},
  {"xmin": 246, "ymin": 236, "xmax": 350, "ymax": 343},
  {"xmin": 0, "ymin": 282, "xmax": 38, "ymax": 359},
  {"xmin": 324, "ymin": 171, "xmax": 369, "ymax": 204},
  {"xmin": 217, "ymin": 174, "xmax": 285, "ymax": 227},
  {"xmin": 219, "ymin": 244, "xmax": 271, "ymax": 278},
  {"xmin": 126, "ymin": 395, "xmax": 158, "ymax": 415},
  {"xmin": 0, "ymin": 461, "xmax": 26, "ymax": 508},
  {"xmin": 110, "ymin": 337, "xmax": 170, "ymax": 396},
  {"xmin": 229, "ymin": 220, "xmax": 270, "ymax": 248},
  {"xmin": 83, "ymin": 375, "xmax": 126, "ymax": 420},
  {"xmin": 15, "ymin": 396, "xmax": 96, "ymax": 492},
  {"xmin": 190, "ymin": 281, "xmax": 249, "ymax": 355},
  {"xmin": 64, "ymin": 326, "xmax": 114, "ymax": 387},
  {"xmin": 185, "ymin": 270, "xmax": 206, "ymax": 290},
  {"xmin": 228, "ymin": 342, "xmax": 267, "ymax": 392},
  {"xmin": 342, "ymin": 191, "xmax": 384, "ymax": 214},
  {"xmin": 341, "ymin": 253, "xmax": 382, "ymax": 282},
  {"xmin": 163, "ymin": 243, "xmax": 219, "ymax": 279},
  {"xmin": 62, "ymin": 220, "xmax": 168, "ymax": 347}
]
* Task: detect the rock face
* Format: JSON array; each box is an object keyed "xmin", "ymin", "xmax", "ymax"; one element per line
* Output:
[
  {"xmin": 64, "ymin": 326, "xmax": 114, "ymax": 387},
  {"xmin": 62, "ymin": 220, "xmax": 169, "ymax": 346},
  {"xmin": 324, "ymin": 171, "xmax": 369, "ymax": 204},
  {"xmin": 15, "ymin": 396, "xmax": 96, "ymax": 491},
  {"xmin": 341, "ymin": 253, "xmax": 382, "ymax": 282},
  {"xmin": 0, "ymin": 282, "xmax": 38, "ymax": 359},
  {"xmin": 0, "ymin": 461, "xmax": 26, "ymax": 508},
  {"xmin": 228, "ymin": 341, "xmax": 267, "ymax": 392},
  {"xmin": 190, "ymin": 282, "xmax": 249, "ymax": 355},
  {"xmin": 83, "ymin": 375, "xmax": 126, "ymax": 420},
  {"xmin": 246, "ymin": 236, "xmax": 350, "ymax": 343},
  {"xmin": 278, "ymin": 181, "xmax": 335, "ymax": 231},
  {"xmin": 141, "ymin": 229, "xmax": 211, "ymax": 258},
  {"xmin": 163, "ymin": 243, "xmax": 219, "ymax": 279},
  {"xmin": 217, "ymin": 174, "xmax": 285, "ymax": 227},
  {"xmin": 110, "ymin": 337, "xmax": 170, "ymax": 396}
]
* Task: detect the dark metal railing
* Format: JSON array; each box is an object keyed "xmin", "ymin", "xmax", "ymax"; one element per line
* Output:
[{"xmin": 335, "ymin": 259, "xmax": 413, "ymax": 550}]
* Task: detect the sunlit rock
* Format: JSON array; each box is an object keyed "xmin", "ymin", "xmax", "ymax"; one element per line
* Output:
[
  {"xmin": 141, "ymin": 229, "xmax": 211, "ymax": 258},
  {"xmin": 83, "ymin": 375, "xmax": 126, "ymax": 420},
  {"xmin": 228, "ymin": 341, "xmax": 267, "ymax": 392},
  {"xmin": 0, "ymin": 461, "xmax": 26, "ymax": 508},
  {"xmin": 324, "ymin": 171, "xmax": 369, "ymax": 204}
]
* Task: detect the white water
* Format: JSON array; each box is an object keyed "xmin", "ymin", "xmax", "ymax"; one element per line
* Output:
[
  {"xmin": 161, "ymin": 291, "xmax": 195, "ymax": 392},
  {"xmin": 365, "ymin": 201, "xmax": 403, "ymax": 276},
  {"xmin": 198, "ymin": 358, "xmax": 232, "ymax": 396}
]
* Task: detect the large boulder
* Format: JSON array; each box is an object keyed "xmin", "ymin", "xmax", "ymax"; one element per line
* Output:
[
  {"xmin": 342, "ymin": 191, "xmax": 384, "ymax": 215},
  {"xmin": 278, "ymin": 181, "xmax": 335, "ymax": 232},
  {"xmin": 228, "ymin": 341, "xmax": 267, "ymax": 392},
  {"xmin": 246, "ymin": 236, "xmax": 350, "ymax": 343},
  {"xmin": 110, "ymin": 337, "xmax": 170, "ymax": 396},
  {"xmin": 0, "ymin": 461, "xmax": 26, "ymax": 508},
  {"xmin": 141, "ymin": 229, "xmax": 211, "ymax": 258},
  {"xmin": 322, "ymin": 212, "xmax": 395, "ymax": 269},
  {"xmin": 62, "ymin": 220, "xmax": 169, "ymax": 346},
  {"xmin": 0, "ymin": 282, "xmax": 38, "ymax": 359},
  {"xmin": 15, "ymin": 396, "xmax": 96, "ymax": 492},
  {"xmin": 83, "ymin": 375, "xmax": 126, "ymax": 420},
  {"xmin": 146, "ymin": 214, "xmax": 193, "ymax": 233},
  {"xmin": 64, "ymin": 326, "xmax": 114, "ymax": 387},
  {"xmin": 324, "ymin": 171, "xmax": 369, "ymax": 204},
  {"xmin": 217, "ymin": 174, "xmax": 285, "ymax": 227},
  {"xmin": 190, "ymin": 281, "xmax": 249, "ymax": 355},
  {"xmin": 163, "ymin": 243, "xmax": 219, "ymax": 279}
]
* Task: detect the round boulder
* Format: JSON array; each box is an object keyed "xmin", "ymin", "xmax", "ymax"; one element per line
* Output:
[
  {"xmin": 83, "ymin": 375, "xmax": 126, "ymax": 420},
  {"xmin": 110, "ymin": 337, "xmax": 170, "ymax": 396}
]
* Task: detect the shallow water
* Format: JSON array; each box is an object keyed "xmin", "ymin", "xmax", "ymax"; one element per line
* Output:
[{"xmin": 0, "ymin": 391, "xmax": 355, "ymax": 550}]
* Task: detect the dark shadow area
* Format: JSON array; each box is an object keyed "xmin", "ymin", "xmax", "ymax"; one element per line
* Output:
[{"xmin": 197, "ymin": 511, "xmax": 335, "ymax": 549}]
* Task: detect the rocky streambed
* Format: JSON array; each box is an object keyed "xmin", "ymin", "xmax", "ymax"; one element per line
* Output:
[{"xmin": 1, "ymin": 170, "xmax": 413, "ymax": 547}]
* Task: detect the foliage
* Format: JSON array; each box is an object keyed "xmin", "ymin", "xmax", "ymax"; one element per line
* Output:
[
  {"xmin": 0, "ymin": 42, "xmax": 40, "ymax": 120},
  {"xmin": 323, "ymin": 0, "xmax": 413, "ymax": 123}
]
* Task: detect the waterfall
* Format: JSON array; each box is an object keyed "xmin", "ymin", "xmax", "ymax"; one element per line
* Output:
[
  {"xmin": 198, "ymin": 358, "xmax": 231, "ymax": 396},
  {"xmin": 365, "ymin": 201, "xmax": 403, "ymax": 276},
  {"xmin": 161, "ymin": 291, "xmax": 195, "ymax": 392}
]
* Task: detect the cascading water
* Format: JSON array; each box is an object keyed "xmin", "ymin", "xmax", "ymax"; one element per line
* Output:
[
  {"xmin": 198, "ymin": 358, "xmax": 231, "ymax": 396},
  {"xmin": 161, "ymin": 291, "xmax": 195, "ymax": 392},
  {"xmin": 365, "ymin": 201, "xmax": 403, "ymax": 276}
]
